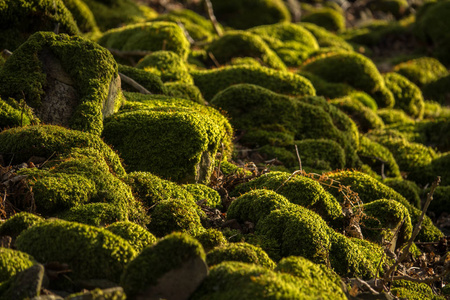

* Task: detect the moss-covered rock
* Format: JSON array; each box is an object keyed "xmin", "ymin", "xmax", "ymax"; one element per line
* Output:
[
  {"xmin": 0, "ymin": 97, "xmax": 39, "ymax": 130},
  {"xmin": 300, "ymin": 22, "xmax": 354, "ymax": 50},
  {"xmin": 207, "ymin": 242, "xmax": 276, "ymax": 269},
  {"xmin": 191, "ymin": 65, "xmax": 315, "ymax": 101},
  {"xmin": 183, "ymin": 183, "xmax": 221, "ymax": 209},
  {"xmin": 209, "ymin": 0, "xmax": 291, "ymax": 30},
  {"xmin": 299, "ymin": 71, "xmax": 356, "ymax": 100},
  {"xmin": 423, "ymin": 74, "xmax": 450, "ymax": 106},
  {"xmin": 391, "ymin": 280, "xmax": 443, "ymax": 300},
  {"xmin": 136, "ymin": 51, "xmax": 193, "ymax": 83},
  {"xmin": 164, "ymin": 82, "xmax": 205, "ymax": 104},
  {"xmin": 120, "ymin": 232, "xmax": 206, "ymax": 299},
  {"xmin": 0, "ymin": 0, "xmax": 79, "ymax": 51},
  {"xmin": 16, "ymin": 219, "xmax": 137, "ymax": 282},
  {"xmin": 377, "ymin": 108, "xmax": 415, "ymax": 125},
  {"xmin": 393, "ymin": 57, "xmax": 448, "ymax": 88},
  {"xmin": 303, "ymin": 7, "xmax": 346, "ymax": 32},
  {"xmin": 383, "ymin": 72, "xmax": 425, "ymax": 119},
  {"xmin": 0, "ymin": 212, "xmax": 44, "ymax": 239},
  {"xmin": 107, "ymin": 221, "xmax": 157, "ymax": 253},
  {"xmin": 383, "ymin": 178, "xmax": 421, "ymax": 209},
  {"xmin": 194, "ymin": 228, "xmax": 227, "ymax": 253},
  {"xmin": 0, "ymin": 32, "xmax": 122, "ymax": 135},
  {"xmin": 206, "ymin": 31, "xmax": 286, "ymax": 70},
  {"xmin": 118, "ymin": 64, "xmax": 167, "ymax": 95},
  {"xmin": 58, "ymin": 202, "xmax": 128, "ymax": 227},
  {"xmin": 0, "ymin": 248, "xmax": 35, "ymax": 283},
  {"xmin": 62, "ymin": 0, "xmax": 100, "ymax": 35}
]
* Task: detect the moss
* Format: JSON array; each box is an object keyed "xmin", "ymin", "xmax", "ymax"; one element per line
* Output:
[
  {"xmin": 377, "ymin": 108, "xmax": 415, "ymax": 125},
  {"xmin": 106, "ymin": 221, "xmax": 157, "ymax": 253},
  {"xmin": 298, "ymin": 71, "xmax": 357, "ymax": 100},
  {"xmin": 120, "ymin": 232, "xmax": 206, "ymax": 298},
  {"xmin": 206, "ymin": 31, "xmax": 286, "ymax": 70},
  {"xmin": 58, "ymin": 202, "xmax": 128, "ymax": 227},
  {"xmin": 164, "ymin": 82, "xmax": 205, "ymax": 104},
  {"xmin": 422, "ymin": 100, "xmax": 443, "ymax": 118},
  {"xmin": 66, "ymin": 287, "xmax": 126, "ymax": 300},
  {"xmin": 228, "ymin": 57, "xmax": 262, "ymax": 67},
  {"xmin": 349, "ymin": 91, "xmax": 378, "ymax": 111},
  {"xmin": 82, "ymin": 0, "xmax": 157, "ymax": 31},
  {"xmin": 219, "ymin": 161, "xmax": 252, "ymax": 177},
  {"xmin": 330, "ymin": 97, "xmax": 385, "ymax": 133},
  {"xmin": 426, "ymin": 186, "xmax": 450, "ymax": 215},
  {"xmin": 207, "ymin": 242, "xmax": 276, "ymax": 270},
  {"xmin": 242, "ymin": 126, "xmax": 295, "ymax": 147},
  {"xmin": 118, "ymin": 64, "xmax": 167, "ymax": 95},
  {"xmin": 136, "ymin": 51, "xmax": 193, "ymax": 83},
  {"xmin": 383, "ymin": 178, "xmax": 421, "ymax": 208},
  {"xmin": 383, "ymin": 72, "xmax": 425, "ymax": 119},
  {"xmin": 275, "ymin": 256, "xmax": 346, "ymax": 300},
  {"xmin": 148, "ymin": 198, "xmax": 204, "ymax": 238},
  {"xmin": 209, "ymin": 0, "xmax": 291, "ymax": 30},
  {"xmin": 183, "ymin": 183, "xmax": 221, "ymax": 209},
  {"xmin": 423, "ymin": 74, "xmax": 450, "ymax": 105},
  {"xmin": 300, "ymin": 22, "xmax": 354, "ymax": 51},
  {"xmin": 0, "ymin": 32, "xmax": 120, "ymax": 135},
  {"xmin": 0, "ymin": 248, "xmax": 35, "ymax": 283},
  {"xmin": 62, "ymin": 0, "xmax": 100, "ymax": 34},
  {"xmin": 98, "ymin": 22, "xmax": 190, "ymax": 60},
  {"xmin": 303, "ymin": 8, "xmax": 346, "ymax": 32},
  {"xmin": 391, "ymin": 280, "xmax": 441, "ymax": 300},
  {"xmin": 393, "ymin": 57, "xmax": 448, "ymax": 88},
  {"xmin": 293, "ymin": 139, "xmax": 346, "ymax": 171},
  {"xmin": 357, "ymin": 135, "xmax": 401, "ymax": 178},
  {"xmin": 16, "ymin": 219, "xmax": 137, "ymax": 282},
  {"xmin": 194, "ymin": 228, "xmax": 227, "ymax": 252},
  {"xmin": 192, "ymin": 65, "xmax": 315, "ymax": 101},
  {"xmin": 0, "ymin": 212, "xmax": 44, "ymax": 238},
  {"xmin": 370, "ymin": 0, "xmax": 409, "ymax": 18},
  {"xmin": 0, "ymin": 0, "xmax": 79, "ymax": 51},
  {"xmin": 0, "ymin": 98, "xmax": 37, "ymax": 130},
  {"xmin": 0, "ymin": 125, "xmax": 125, "ymax": 176},
  {"xmin": 372, "ymin": 86, "xmax": 396, "ymax": 110}
]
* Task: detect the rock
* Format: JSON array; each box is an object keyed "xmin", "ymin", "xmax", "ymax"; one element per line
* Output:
[
  {"xmin": 65, "ymin": 287, "xmax": 125, "ymax": 300},
  {"xmin": 1, "ymin": 264, "xmax": 45, "ymax": 300}
]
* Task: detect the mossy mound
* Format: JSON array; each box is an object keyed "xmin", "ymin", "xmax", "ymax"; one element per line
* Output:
[
  {"xmin": 0, "ymin": 0, "xmax": 79, "ymax": 51},
  {"xmin": 207, "ymin": 242, "xmax": 276, "ymax": 270},
  {"xmin": 422, "ymin": 74, "xmax": 450, "ymax": 106},
  {"xmin": 82, "ymin": 0, "xmax": 157, "ymax": 31},
  {"xmin": 0, "ymin": 212, "xmax": 44, "ymax": 239},
  {"xmin": 194, "ymin": 228, "xmax": 227, "ymax": 253},
  {"xmin": 391, "ymin": 280, "xmax": 443, "ymax": 300},
  {"xmin": 0, "ymin": 125, "xmax": 125, "ymax": 176},
  {"xmin": 208, "ymin": 0, "xmax": 291, "ymax": 30},
  {"xmin": 62, "ymin": 0, "xmax": 100, "ymax": 35},
  {"xmin": 183, "ymin": 183, "xmax": 221, "ymax": 209},
  {"xmin": 191, "ymin": 65, "xmax": 315, "ymax": 101},
  {"xmin": 206, "ymin": 31, "xmax": 286, "ymax": 70},
  {"xmin": 393, "ymin": 57, "xmax": 448, "ymax": 88},
  {"xmin": 377, "ymin": 108, "xmax": 415, "ymax": 125},
  {"xmin": 300, "ymin": 22, "xmax": 354, "ymax": 50},
  {"xmin": 383, "ymin": 72, "xmax": 424, "ymax": 119},
  {"xmin": 0, "ymin": 248, "xmax": 35, "ymax": 282},
  {"xmin": 118, "ymin": 64, "xmax": 167, "ymax": 95},
  {"xmin": 0, "ymin": 32, "xmax": 122, "ymax": 135},
  {"xmin": 15, "ymin": 219, "xmax": 137, "ymax": 282},
  {"xmin": 98, "ymin": 21, "xmax": 190, "ymax": 60},
  {"xmin": 383, "ymin": 178, "xmax": 421, "ymax": 209},
  {"xmin": 299, "ymin": 71, "xmax": 356, "ymax": 100},
  {"xmin": 302, "ymin": 7, "xmax": 346, "ymax": 32},
  {"xmin": 58, "ymin": 202, "xmax": 128, "ymax": 227},
  {"xmin": 120, "ymin": 232, "xmax": 206, "ymax": 298},
  {"xmin": 164, "ymin": 82, "xmax": 205, "ymax": 104},
  {"xmin": 107, "ymin": 221, "xmax": 157, "ymax": 253},
  {"xmin": 136, "ymin": 51, "xmax": 193, "ymax": 83},
  {"xmin": 103, "ymin": 95, "xmax": 232, "ymax": 183}
]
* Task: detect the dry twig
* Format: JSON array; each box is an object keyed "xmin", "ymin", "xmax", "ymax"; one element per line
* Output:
[
  {"xmin": 119, "ymin": 73, "xmax": 152, "ymax": 95},
  {"xmin": 204, "ymin": 0, "xmax": 223, "ymax": 36}
]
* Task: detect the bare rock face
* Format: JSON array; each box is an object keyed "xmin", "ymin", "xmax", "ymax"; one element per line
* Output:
[{"xmin": 103, "ymin": 74, "xmax": 121, "ymax": 117}]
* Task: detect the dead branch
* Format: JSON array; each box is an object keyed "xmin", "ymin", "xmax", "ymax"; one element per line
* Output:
[
  {"xmin": 177, "ymin": 21, "xmax": 195, "ymax": 45},
  {"xmin": 204, "ymin": 0, "xmax": 223, "ymax": 37},
  {"xmin": 294, "ymin": 144, "xmax": 302, "ymax": 172},
  {"xmin": 208, "ymin": 52, "xmax": 220, "ymax": 68},
  {"xmin": 392, "ymin": 262, "xmax": 450, "ymax": 284},
  {"xmin": 119, "ymin": 73, "xmax": 152, "ymax": 95},
  {"xmin": 1, "ymin": 49, "xmax": 12, "ymax": 58}
]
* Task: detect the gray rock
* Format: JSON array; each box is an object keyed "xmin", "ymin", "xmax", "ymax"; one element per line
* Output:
[{"xmin": 1, "ymin": 264, "xmax": 45, "ymax": 299}]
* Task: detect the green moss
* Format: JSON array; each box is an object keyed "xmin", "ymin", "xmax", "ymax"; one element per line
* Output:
[
  {"xmin": 66, "ymin": 287, "xmax": 126, "ymax": 300},
  {"xmin": 377, "ymin": 108, "xmax": 415, "ymax": 125},
  {"xmin": 206, "ymin": 31, "xmax": 286, "ymax": 70},
  {"xmin": 0, "ymin": 98, "xmax": 37, "ymax": 130},
  {"xmin": 357, "ymin": 135, "xmax": 401, "ymax": 178},
  {"xmin": 393, "ymin": 57, "xmax": 448, "ymax": 88},
  {"xmin": 219, "ymin": 161, "xmax": 252, "ymax": 177},
  {"xmin": 62, "ymin": 0, "xmax": 100, "ymax": 34},
  {"xmin": 370, "ymin": 0, "xmax": 409, "ymax": 18},
  {"xmin": 207, "ymin": 242, "xmax": 276, "ymax": 270},
  {"xmin": 98, "ymin": 22, "xmax": 190, "ymax": 60},
  {"xmin": 372, "ymin": 86, "xmax": 396, "ymax": 110},
  {"xmin": 423, "ymin": 74, "xmax": 450, "ymax": 105},
  {"xmin": 118, "ymin": 64, "xmax": 167, "ymax": 95},
  {"xmin": 0, "ymin": 212, "xmax": 44, "ymax": 238},
  {"xmin": 298, "ymin": 71, "xmax": 356, "ymax": 99},
  {"xmin": 136, "ymin": 51, "xmax": 193, "ymax": 83},
  {"xmin": 192, "ymin": 65, "xmax": 315, "ymax": 101},
  {"xmin": 82, "ymin": 0, "xmax": 157, "ymax": 31},
  {"xmin": 383, "ymin": 178, "xmax": 421, "ymax": 208},
  {"xmin": 349, "ymin": 91, "xmax": 379, "ymax": 111},
  {"xmin": 228, "ymin": 57, "xmax": 262, "ymax": 67},
  {"xmin": 303, "ymin": 8, "xmax": 346, "ymax": 32},
  {"xmin": 120, "ymin": 232, "xmax": 206, "ymax": 298},
  {"xmin": 300, "ymin": 22, "xmax": 354, "ymax": 51},
  {"xmin": 391, "ymin": 280, "xmax": 441, "ymax": 300},
  {"xmin": 183, "ymin": 183, "xmax": 221, "ymax": 209},
  {"xmin": 148, "ymin": 198, "xmax": 204, "ymax": 237},
  {"xmin": 0, "ymin": 248, "xmax": 35, "ymax": 282},
  {"xmin": 383, "ymin": 72, "xmax": 424, "ymax": 119},
  {"xmin": 16, "ymin": 219, "xmax": 137, "ymax": 282},
  {"xmin": 209, "ymin": 0, "xmax": 291, "ymax": 30},
  {"xmin": 194, "ymin": 228, "xmax": 227, "ymax": 252},
  {"xmin": 58, "ymin": 202, "xmax": 128, "ymax": 227},
  {"xmin": 0, "ymin": 0, "xmax": 79, "ymax": 51},
  {"xmin": 0, "ymin": 32, "xmax": 120, "ymax": 135},
  {"xmin": 164, "ymin": 82, "xmax": 205, "ymax": 104},
  {"xmin": 107, "ymin": 221, "xmax": 157, "ymax": 253},
  {"xmin": 0, "ymin": 125, "xmax": 125, "ymax": 176}
]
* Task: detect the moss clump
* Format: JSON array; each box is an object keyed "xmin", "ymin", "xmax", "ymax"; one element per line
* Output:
[
  {"xmin": 207, "ymin": 242, "xmax": 276, "ymax": 270},
  {"xmin": 58, "ymin": 202, "xmax": 128, "ymax": 227},
  {"xmin": 422, "ymin": 74, "xmax": 450, "ymax": 105},
  {"xmin": 209, "ymin": 0, "xmax": 291, "ymax": 30},
  {"xmin": 107, "ymin": 221, "xmax": 157, "ymax": 253},
  {"xmin": 98, "ymin": 22, "xmax": 190, "ymax": 60},
  {"xmin": 0, "ymin": 0, "xmax": 79, "ymax": 51},
  {"xmin": 206, "ymin": 31, "xmax": 286, "ymax": 70},
  {"xmin": 357, "ymin": 135, "xmax": 401, "ymax": 178},
  {"xmin": 118, "ymin": 64, "xmax": 167, "ymax": 95},
  {"xmin": 377, "ymin": 108, "xmax": 415, "ymax": 125},
  {"xmin": 300, "ymin": 22, "xmax": 354, "ymax": 50},
  {"xmin": 303, "ymin": 8, "xmax": 346, "ymax": 32},
  {"xmin": 120, "ymin": 232, "xmax": 206, "ymax": 298},
  {"xmin": 275, "ymin": 256, "xmax": 346, "ymax": 300},
  {"xmin": 16, "ymin": 219, "xmax": 137, "ymax": 282},
  {"xmin": 0, "ymin": 248, "xmax": 35, "ymax": 282},
  {"xmin": 194, "ymin": 228, "xmax": 227, "ymax": 252},
  {"xmin": 148, "ymin": 199, "xmax": 204, "ymax": 238},
  {"xmin": 0, "ymin": 32, "xmax": 121, "ymax": 135},
  {"xmin": 183, "ymin": 183, "xmax": 221, "ymax": 209},
  {"xmin": 391, "ymin": 280, "xmax": 441, "ymax": 300},
  {"xmin": 299, "ymin": 71, "xmax": 356, "ymax": 100},
  {"xmin": 191, "ymin": 65, "xmax": 315, "ymax": 101},
  {"xmin": 383, "ymin": 178, "xmax": 421, "ymax": 209},
  {"xmin": 0, "ymin": 212, "xmax": 44, "ymax": 239},
  {"xmin": 0, "ymin": 125, "xmax": 125, "ymax": 176},
  {"xmin": 136, "ymin": 51, "xmax": 193, "ymax": 84},
  {"xmin": 164, "ymin": 82, "xmax": 205, "ymax": 105},
  {"xmin": 63, "ymin": 0, "xmax": 100, "ymax": 35},
  {"xmin": 0, "ymin": 98, "xmax": 38, "ymax": 130},
  {"xmin": 393, "ymin": 57, "xmax": 448, "ymax": 88},
  {"xmin": 383, "ymin": 72, "xmax": 425, "ymax": 119}
]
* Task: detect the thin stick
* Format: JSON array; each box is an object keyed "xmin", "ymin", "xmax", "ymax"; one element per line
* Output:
[
  {"xmin": 208, "ymin": 52, "xmax": 220, "ymax": 68},
  {"xmin": 392, "ymin": 264, "xmax": 450, "ymax": 284},
  {"xmin": 204, "ymin": 0, "xmax": 223, "ymax": 37},
  {"xmin": 177, "ymin": 21, "xmax": 195, "ymax": 45},
  {"xmin": 119, "ymin": 73, "xmax": 152, "ymax": 95},
  {"xmin": 1, "ymin": 49, "xmax": 12, "ymax": 58}
]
